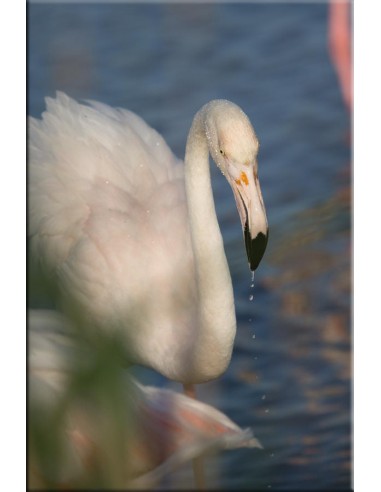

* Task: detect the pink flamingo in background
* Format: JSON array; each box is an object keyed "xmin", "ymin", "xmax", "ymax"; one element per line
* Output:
[{"xmin": 328, "ymin": 0, "xmax": 352, "ymax": 113}]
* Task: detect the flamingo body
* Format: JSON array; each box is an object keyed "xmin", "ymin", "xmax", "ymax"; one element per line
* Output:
[{"xmin": 29, "ymin": 93, "xmax": 268, "ymax": 383}]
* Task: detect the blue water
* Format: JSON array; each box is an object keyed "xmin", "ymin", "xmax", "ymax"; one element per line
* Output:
[{"xmin": 28, "ymin": 3, "xmax": 351, "ymax": 490}]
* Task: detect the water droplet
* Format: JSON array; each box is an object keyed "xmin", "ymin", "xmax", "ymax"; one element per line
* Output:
[
  {"xmin": 249, "ymin": 294, "xmax": 254, "ymax": 301},
  {"xmin": 252, "ymin": 334, "xmax": 256, "ymax": 339},
  {"xmin": 261, "ymin": 395, "xmax": 266, "ymax": 400},
  {"xmin": 251, "ymin": 270, "xmax": 255, "ymax": 283},
  {"xmin": 249, "ymin": 318, "xmax": 252, "ymax": 322},
  {"xmin": 265, "ymin": 408, "xmax": 269, "ymax": 413}
]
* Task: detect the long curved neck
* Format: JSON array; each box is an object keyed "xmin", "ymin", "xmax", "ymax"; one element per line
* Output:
[{"xmin": 183, "ymin": 106, "xmax": 236, "ymax": 382}]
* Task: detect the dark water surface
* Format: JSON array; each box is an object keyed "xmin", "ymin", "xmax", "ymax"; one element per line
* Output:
[{"xmin": 28, "ymin": 2, "xmax": 351, "ymax": 490}]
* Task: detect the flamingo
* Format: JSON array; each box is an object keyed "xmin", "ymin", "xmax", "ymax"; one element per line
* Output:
[
  {"xmin": 29, "ymin": 93, "xmax": 268, "ymax": 486},
  {"xmin": 29, "ymin": 309, "xmax": 262, "ymax": 488},
  {"xmin": 29, "ymin": 92, "xmax": 268, "ymax": 385},
  {"xmin": 328, "ymin": 0, "xmax": 352, "ymax": 113}
]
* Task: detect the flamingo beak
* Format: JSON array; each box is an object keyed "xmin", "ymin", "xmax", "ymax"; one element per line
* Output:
[{"xmin": 230, "ymin": 168, "xmax": 268, "ymax": 271}]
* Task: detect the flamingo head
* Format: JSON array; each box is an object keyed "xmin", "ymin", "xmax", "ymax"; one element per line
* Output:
[{"xmin": 205, "ymin": 100, "xmax": 269, "ymax": 271}]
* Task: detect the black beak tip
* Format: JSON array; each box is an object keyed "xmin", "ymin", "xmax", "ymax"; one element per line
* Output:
[{"xmin": 245, "ymin": 229, "xmax": 269, "ymax": 271}]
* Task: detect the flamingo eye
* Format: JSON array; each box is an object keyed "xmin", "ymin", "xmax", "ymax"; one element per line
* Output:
[{"xmin": 220, "ymin": 149, "xmax": 225, "ymax": 156}]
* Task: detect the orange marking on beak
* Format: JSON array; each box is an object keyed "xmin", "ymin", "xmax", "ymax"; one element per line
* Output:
[{"xmin": 240, "ymin": 171, "xmax": 249, "ymax": 186}]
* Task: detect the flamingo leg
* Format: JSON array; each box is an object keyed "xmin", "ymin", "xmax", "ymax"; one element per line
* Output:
[
  {"xmin": 183, "ymin": 383, "xmax": 206, "ymax": 489},
  {"xmin": 183, "ymin": 383, "xmax": 197, "ymax": 399}
]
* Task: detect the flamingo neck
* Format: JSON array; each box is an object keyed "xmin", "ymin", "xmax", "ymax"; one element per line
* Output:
[{"xmin": 183, "ymin": 105, "xmax": 236, "ymax": 382}]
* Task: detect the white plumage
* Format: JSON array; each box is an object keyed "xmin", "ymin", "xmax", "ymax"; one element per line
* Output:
[{"xmin": 29, "ymin": 92, "xmax": 268, "ymax": 384}]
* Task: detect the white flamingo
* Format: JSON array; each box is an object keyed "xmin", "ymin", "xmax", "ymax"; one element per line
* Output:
[{"xmin": 29, "ymin": 92, "xmax": 268, "ymax": 387}]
